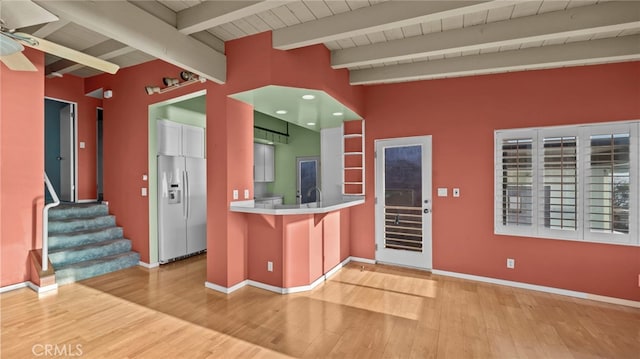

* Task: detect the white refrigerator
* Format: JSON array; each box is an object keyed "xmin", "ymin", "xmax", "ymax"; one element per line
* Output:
[{"xmin": 158, "ymin": 155, "xmax": 206, "ymax": 263}]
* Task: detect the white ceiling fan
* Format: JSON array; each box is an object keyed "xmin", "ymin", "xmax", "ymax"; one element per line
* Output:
[{"xmin": 0, "ymin": 1, "xmax": 119, "ymax": 74}]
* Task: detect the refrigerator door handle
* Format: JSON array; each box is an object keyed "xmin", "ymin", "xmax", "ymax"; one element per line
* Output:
[
  {"xmin": 185, "ymin": 170, "xmax": 190, "ymax": 219},
  {"xmin": 182, "ymin": 170, "xmax": 187, "ymax": 219}
]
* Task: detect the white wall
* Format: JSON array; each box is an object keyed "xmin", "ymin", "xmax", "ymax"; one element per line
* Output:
[{"xmin": 321, "ymin": 126, "xmax": 343, "ymax": 203}]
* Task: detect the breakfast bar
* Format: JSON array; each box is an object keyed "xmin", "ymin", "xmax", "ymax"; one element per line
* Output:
[{"xmin": 230, "ymin": 197, "xmax": 364, "ymax": 292}]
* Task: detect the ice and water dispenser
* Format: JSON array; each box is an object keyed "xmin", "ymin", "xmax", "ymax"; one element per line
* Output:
[{"xmin": 168, "ymin": 184, "xmax": 181, "ymax": 204}]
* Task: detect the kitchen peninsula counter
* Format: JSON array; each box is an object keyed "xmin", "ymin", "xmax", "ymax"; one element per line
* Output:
[{"xmin": 228, "ymin": 196, "xmax": 364, "ymax": 293}]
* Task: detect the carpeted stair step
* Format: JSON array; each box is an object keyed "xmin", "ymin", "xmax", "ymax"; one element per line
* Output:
[
  {"xmin": 48, "ymin": 215, "xmax": 116, "ymax": 234},
  {"xmin": 49, "ymin": 226, "xmax": 124, "ymax": 251},
  {"xmin": 48, "ymin": 203, "xmax": 109, "ymax": 220},
  {"xmin": 49, "ymin": 239, "xmax": 132, "ymax": 268},
  {"xmin": 55, "ymin": 251, "xmax": 140, "ymax": 285}
]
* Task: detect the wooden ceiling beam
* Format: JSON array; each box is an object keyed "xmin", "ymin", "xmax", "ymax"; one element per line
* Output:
[
  {"xmin": 35, "ymin": 0, "xmax": 226, "ymax": 83},
  {"xmin": 272, "ymin": 0, "xmax": 515, "ymax": 50},
  {"xmin": 177, "ymin": 0, "xmax": 295, "ymax": 35},
  {"xmin": 349, "ymin": 35, "xmax": 640, "ymax": 85},
  {"xmin": 333, "ymin": 2, "xmax": 640, "ymax": 69}
]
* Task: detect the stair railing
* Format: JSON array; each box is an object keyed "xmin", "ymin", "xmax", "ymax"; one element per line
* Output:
[{"xmin": 43, "ymin": 172, "xmax": 60, "ymax": 271}]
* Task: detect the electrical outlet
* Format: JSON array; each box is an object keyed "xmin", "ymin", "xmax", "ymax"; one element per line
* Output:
[
  {"xmin": 244, "ymin": 189, "xmax": 250, "ymax": 199},
  {"xmin": 507, "ymin": 258, "xmax": 515, "ymax": 269},
  {"xmin": 232, "ymin": 190, "xmax": 239, "ymax": 200},
  {"xmin": 141, "ymin": 188, "xmax": 147, "ymax": 197},
  {"xmin": 267, "ymin": 261, "xmax": 273, "ymax": 272}
]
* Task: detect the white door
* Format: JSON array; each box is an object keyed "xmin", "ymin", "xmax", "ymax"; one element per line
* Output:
[
  {"xmin": 59, "ymin": 105, "xmax": 75, "ymax": 202},
  {"xmin": 375, "ymin": 136, "xmax": 432, "ymax": 269}
]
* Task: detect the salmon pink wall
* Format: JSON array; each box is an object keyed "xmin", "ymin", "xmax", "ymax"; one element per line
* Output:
[
  {"xmin": 0, "ymin": 48, "xmax": 45, "ymax": 286},
  {"xmin": 247, "ymin": 215, "xmax": 283, "ymax": 286},
  {"xmin": 352, "ymin": 62, "xmax": 640, "ymax": 301},
  {"xmin": 45, "ymin": 75, "xmax": 102, "ymax": 200},
  {"xmin": 212, "ymin": 97, "xmax": 253, "ymax": 287}
]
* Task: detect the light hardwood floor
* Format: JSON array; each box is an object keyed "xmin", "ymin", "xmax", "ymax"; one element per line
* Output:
[{"xmin": 2, "ymin": 254, "xmax": 639, "ymax": 358}]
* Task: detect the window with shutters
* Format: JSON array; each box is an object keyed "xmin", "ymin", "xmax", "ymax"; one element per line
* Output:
[{"xmin": 495, "ymin": 121, "xmax": 639, "ymax": 246}]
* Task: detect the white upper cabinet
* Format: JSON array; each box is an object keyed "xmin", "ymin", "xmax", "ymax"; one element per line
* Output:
[
  {"xmin": 254, "ymin": 142, "xmax": 275, "ymax": 182},
  {"xmin": 182, "ymin": 124, "xmax": 205, "ymax": 158},
  {"xmin": 157, "ymin": 120, "xmax": 182, "ymax": 156},
  {"xmin": 157, "ymin": 119, "xmax": 205, "ymax": 158}
]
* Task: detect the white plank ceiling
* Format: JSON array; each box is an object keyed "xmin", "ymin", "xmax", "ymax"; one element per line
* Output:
[{"xmin": 8, "ymin": 0, "xmax": 640, "ymax": 84}]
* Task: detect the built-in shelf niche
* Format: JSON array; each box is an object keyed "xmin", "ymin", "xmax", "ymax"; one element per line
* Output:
[{"xmin": 343, "ymin": 120, "xmax": 364, "ymax": 195}]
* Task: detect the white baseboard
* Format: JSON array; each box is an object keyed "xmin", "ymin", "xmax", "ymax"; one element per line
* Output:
[
  {"xmin": 138, "ymin": 261, "xmax": 159, "ymax": 269},
  {"xmin": 27, "ymin": 282, "xmax": 58, "ymax": 295},
  {"xmin": 204, "ymin": 256, "xmax": 367, "ymax": 295},
  {"xmin": 205, "ymin": 280, "xmax": 248, "ymax": 294},
  {"xmin": 325, "ymin": 257, "xmax": 351, "ymax": 279},
  {"xmin": 349, "ymin": 256, "xmax": 376, "ymax": 264},
  {"xmin": 0, "ymin": 281, "xmax": 28, "ymax": 293},
  {"xmin": 203, "ymin": 257, "xmax": 639, "ymax": 307},
  {"xmin": 0, "ymin": 281, "xmax": 57, "ymax": 295},
  {"xmin": 246, "ymin": 280, "xmax": 282, "ymax": 294},
  {"xmin": 432, "ymin": 269, "xmax": 640, "ymax": 309},
  {"xmin": 283, "ymin": 275, "xmax": 326, "ymax": 294}
]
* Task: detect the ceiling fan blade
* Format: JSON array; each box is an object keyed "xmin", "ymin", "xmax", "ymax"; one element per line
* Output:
[
  {"xmin": 14, "ymin": 32, "xmax": 120, "ymax": 74},
  {"xmin": 0, "ymin": 52, "xmax": 38, "ymax": 71}
]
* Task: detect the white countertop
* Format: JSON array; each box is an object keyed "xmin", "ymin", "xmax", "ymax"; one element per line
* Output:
[{"xmin": 230, "ymin": 197, "xmax": 365, "ymax": 215}]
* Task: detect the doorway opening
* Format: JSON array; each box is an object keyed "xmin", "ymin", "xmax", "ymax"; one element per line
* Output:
[
  {"xmin": 96, "ymin": 108, "xmax": 104, "ymax": 202},
  {"xmin": 147, "ymin": 90, "xmax": 207, "ymax": 266},
  {"xmin": 45, "ymin": 98, "xmax": 77, "ymax": 203}
]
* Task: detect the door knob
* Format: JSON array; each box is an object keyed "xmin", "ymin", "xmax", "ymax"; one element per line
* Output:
[
  {"xmin": 424, "ymin": 208, "xmax": 430, "ymax": 214},
  {"xmin": 56, "ymin": 156, "xmax": 63, "ymax": 160}
]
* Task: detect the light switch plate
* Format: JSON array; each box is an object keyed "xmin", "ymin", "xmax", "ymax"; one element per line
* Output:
[
  {"xmin": 453, "ymin": 188, "xmax": 460, "ymax": 197},
  {"xmin": 142, "ymin": 174, "xmax": 148, "ymax": 181},
  {"xmin": 233, "ymin": 190, "xmax": 239, "ymax": 200},
  {"xmin": 437, "ymin": 188, "xmax": 448, "ymax": 197},
  {"xmin": 79, "ymin": 141, "xmax": 85, "ymax": 149}
]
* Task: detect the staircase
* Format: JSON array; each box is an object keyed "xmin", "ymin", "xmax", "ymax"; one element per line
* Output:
[{"xmin": 47, "ymin": 203, "xmax": 140, "ymax": 285}]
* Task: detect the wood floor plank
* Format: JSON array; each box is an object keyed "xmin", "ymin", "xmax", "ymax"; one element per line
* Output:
[{"xmin": 2, "ymin": 255, "xmax": 639, "ymax": 358}]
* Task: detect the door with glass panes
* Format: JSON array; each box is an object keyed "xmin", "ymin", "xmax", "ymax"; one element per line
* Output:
[{"xmin": 375, "ymin": 136, "xmax": 432, "ymax": 269}]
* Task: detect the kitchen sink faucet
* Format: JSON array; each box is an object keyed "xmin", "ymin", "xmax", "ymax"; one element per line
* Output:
[{"xmin": 307, "ymin": 187, "xmax": 322, "ymax": 204}]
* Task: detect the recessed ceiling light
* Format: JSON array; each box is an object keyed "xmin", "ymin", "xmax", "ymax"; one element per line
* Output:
[
  {"xmin": 332, "ymin": 112, "xmax": 343, "ymax": 116},
  {"xmin": 307, "ymin": 122, "xmax": 316, "ymax": 126},
  {"xmin": 275, "ymin": 110, "xmax": 288, "ymax": 115},
  {"xmin": 302, "ymin": 94, "xmax": 315, "ymax": 100}
]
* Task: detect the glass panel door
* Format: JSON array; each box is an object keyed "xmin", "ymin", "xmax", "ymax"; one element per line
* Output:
[
  {"xmin": 375, "ymin": 136, "xmax": 432, "ymax": 269},
  {"xmin": 297, "ymin": 157, "xmax": 320, "ymax": 204}
]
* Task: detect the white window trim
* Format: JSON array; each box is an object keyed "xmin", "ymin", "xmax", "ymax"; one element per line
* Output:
[{"xmin": 494, "ymin": 120, "xmax": 640, "ymax": 247}]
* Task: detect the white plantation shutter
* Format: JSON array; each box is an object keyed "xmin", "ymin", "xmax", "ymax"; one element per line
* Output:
[
  {"xmin": 495, "ymin": 121, "xmax": 639, "ymax": 246},
  {"xmin": 541, "ymin": 135, "xmax": 578, "ymax": 232},
  {"xmin": 583, "ymin": 123, "xmax": 638, "ymax": 245},
  {"xmin": 495, "ymin": 130, "xmax": 536, "ymax": 235}
]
